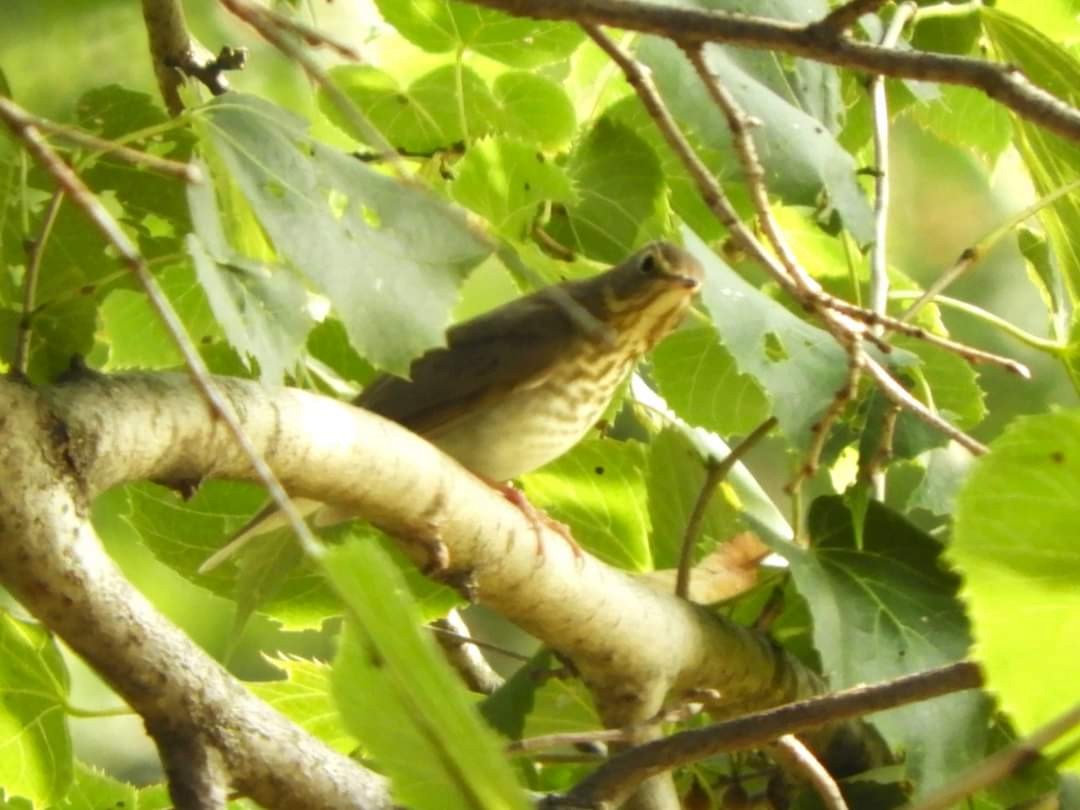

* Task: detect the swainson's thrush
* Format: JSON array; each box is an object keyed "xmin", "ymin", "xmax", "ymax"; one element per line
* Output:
[{"xmin": 200, "ymin": 241, "xmax": 703, "ymax": 572}]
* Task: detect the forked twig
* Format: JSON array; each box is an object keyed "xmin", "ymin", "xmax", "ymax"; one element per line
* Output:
[{"xmin": 585, "ymin": 24, "xmax": 1015, "ymax": 480}]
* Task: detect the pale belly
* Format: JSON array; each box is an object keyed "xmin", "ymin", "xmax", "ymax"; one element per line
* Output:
[{"xmin": 429, "ymin": 369, "xmax": 626, "ymax": 481}]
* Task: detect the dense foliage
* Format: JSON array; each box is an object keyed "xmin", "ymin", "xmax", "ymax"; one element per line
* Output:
[{"xmin": 1, "ymin": 0, "xmax": 1079, "ymax": 808}]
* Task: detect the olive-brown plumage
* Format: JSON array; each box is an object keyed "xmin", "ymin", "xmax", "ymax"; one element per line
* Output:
[{"xmin": 200, "ymin": 241, "xmax": 703, "ymax": 572}]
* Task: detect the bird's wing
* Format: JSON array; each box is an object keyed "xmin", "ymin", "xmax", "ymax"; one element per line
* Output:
[{"xmin": 356, "ymin": 292, "xmax": 578, "ymax": 437}]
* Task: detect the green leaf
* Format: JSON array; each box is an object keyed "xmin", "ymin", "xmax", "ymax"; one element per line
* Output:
[
  {"xmin": 545, "ymin": 116, "xmax": 669, "ymax": 263},
  {"xmin": 0, "ymin": 611, "xmax": 73, "ymax": 805},
  {"xmin": 247, "ymin": 656, "xmax": 357, "ymax": 754},
  {"xmin": 186, "ymin": 232, "xmax": 312, "ymax": 385},
  {"xmin": 686, "ymin": 229, "xmax": 849, "ymax": 449},
  {"xmin": 651, "ymin": 326, "xmax": 770, "ymax": 437},
  {"xmin": 328, "ymin": 541, "xmax": 528, "ymax": 810},
  {"xmin": 907, "ymin": 442, "xmax": 974, "ymax": 517},
  {"xmin": 74, "ymin": 86, "xmax": 195, "ymax": 259},
  {"xmin": 121, "ymin": 480, "xmax": 270, "ymax": 593},
  {"xmin": 374, "ymin": 0, "xmax": 583, "ymax": 67},
  {"xmin": 521, "ymin": 438, "xmax": 652, "ymax": 571},
  {"xmin": 786, "ymin": 497, "xmax": 989, "ymax": 795},
  {"xmin": 478, "ymin": 649, "xmax": 554, "ymax": 741},
  {"xmin": 910, "ymin": 85, "xmax": 1012, "ymax": 162},
  {"xmin": 982, "ymin": 9, "xmax": 1080, "ymax": 305},
  {"xmin": 100, "ymin": 262, "xmax": 219, "ymax": 371},
  {"xmin": 198, "ymin": 93, "xmax": 490, "ymax": 375},
  {"xmin": 53, "ymin": 762, "xmax": 137, "ymax": 810},
  {"xmin": 645, "ymin": 427, "xmax": 742, "ymax": 570},
  {"xmin": 321, "ymin": 64, "xmax": 500, "ymax": 152},
  {"xmin": 0, "ymin": 297, "xmax": 98, "ymax": 384},
  {"xmin": 951, "ymin": 409, "xmax": 1080, "ymax": 768},
  {"xmin": 493, "ymin": 72, "xmax": 576, "ymax": 150},
  {"xmin": 993, "ymin": 0, "xmax": 1080, "ymax": 44},
  {"xmin": 636, "ymin": 37, "xmax": 872, "ymax": 243},
  {"xmin": 450, "ymin": 137, "xmax": 576, "ymax": 240},
  {"xmin": 893, "ymin": 337, "xmax": 987, "ymax": 430},
  {"xmin": 232, "ymin": 522, "xmax": 461, "ymax": 631}
]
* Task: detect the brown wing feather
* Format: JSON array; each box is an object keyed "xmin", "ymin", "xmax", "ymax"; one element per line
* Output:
[{"xmin": 355, "ymin": 291, "xmax": 578, "ymax": 437}]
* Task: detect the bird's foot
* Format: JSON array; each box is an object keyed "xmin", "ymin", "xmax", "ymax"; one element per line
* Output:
[
  {"xmin": 494, "ymin": 482, "xmax": 584, "ymax": 567},
  {"xmin": 435, "ymin": 568, "xmax": 479, "ymax": 603}
]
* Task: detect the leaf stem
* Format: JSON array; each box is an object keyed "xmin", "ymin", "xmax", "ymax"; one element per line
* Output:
[{"xmin": 889, "ymin": 291, "xmax": 1064, "ymax": 355}]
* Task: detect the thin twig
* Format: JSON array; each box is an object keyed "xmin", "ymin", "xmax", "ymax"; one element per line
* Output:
[
  {"xmin": 583, "ymin": 24, "xmax": 804, "ymax": 305},
  {"xmin": 868, "ymin": 4, "xmax": 917, "ymax": 334},
  {"xmin": 889, "ymin": 291, "xmax": 1064, "ymax": 354},
  {"xmin": 562, "ymin": 661, "xmax": 983, "ymax": 807},
  {"xmin": 429, "ymin": 621, "xmax": 531, "ymax": 663},
  {"xmin": 826, "ymin": 297, "xmax": 1031, "ymax": 377},
  {"xmin": 675, "ymin": 417, "xmax": 777, "ymax": 599},
  {"xmin": 866, "ymin": 3, "xmax": 917, "ymax": 500},
  {"xmin": 0, "ymin": 97, "xmax": 326, "ymax": 566},
  {"xmin": 684, "ymin": 45, "xmax": 808, "ymax": 292},
  {"xmin": 863, "ymin": 355, "xmax": 988, "ymax": 454},
  {"xmin": 862, "ymin": 403, "xmax": 901, "ymax": 488},
  {"xmin": 771, "ymin": 735, "xmax": 849, "ymax": 810},
  {"xmin": 902, "ymin": 176, "xmax": 1080, "ymax": 325},
  {"xmin": 14, "ymin": 188, "xmax": 64, "ymax": 374},
  {"xmin": 908, "ymin": 700, "xmax": 1080, "ymax": 810},
  {"xmin": 786, "ymin": 344, "xmax": 865, "ymax": 494},
  {"xmin": 510, "ymin": 703, "xmax": 707, "ymax": 754},
  {"xmin": 247, "ymin": 2, "xmax": 367, "ymax": 60},
  {"xmin": 26, "ymin": 114, "xmax": 202, "ymax": 182}
]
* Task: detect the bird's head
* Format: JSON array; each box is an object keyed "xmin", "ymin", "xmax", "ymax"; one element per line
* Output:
[{"xmin": 592, "ymin": 241, "xmax": 704, "ymax": 349}]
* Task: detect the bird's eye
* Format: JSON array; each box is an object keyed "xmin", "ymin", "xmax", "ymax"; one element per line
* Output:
[{"xmin": 639, "ymin": 252, "xmax": 659, "ymax": 275}]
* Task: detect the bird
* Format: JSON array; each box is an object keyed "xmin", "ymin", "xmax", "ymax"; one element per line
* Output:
[{"xmin": 199, "ymin": 241, "xmax": 704, "ymax": 574}]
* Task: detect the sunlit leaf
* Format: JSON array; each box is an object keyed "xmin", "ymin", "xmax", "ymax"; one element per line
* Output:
[
  {"xmin": 198, "ymin": 93, "xmax": 490, "ymax": 375},
  {"xmin": 951, "ymin": 409, "xmax": 1080, "ymax": 773},
  {"xmin": 0, "ymin": 611, "xmax": 73, "ymax": 805}
]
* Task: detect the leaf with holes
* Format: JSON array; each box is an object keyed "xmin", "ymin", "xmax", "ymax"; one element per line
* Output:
[{"xmin": 199, "ymin": 94, "xmax": 490, "ymax": 375}]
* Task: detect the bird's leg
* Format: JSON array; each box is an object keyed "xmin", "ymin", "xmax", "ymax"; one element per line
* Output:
[{"xmin": 489, "ymin": 480, "xmax": 585, "ymax": 565}]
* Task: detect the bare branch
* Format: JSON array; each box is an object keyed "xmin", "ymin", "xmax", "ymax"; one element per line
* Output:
[
  {"xmin": 465, "ymin": 0, "xmax": 1080, "ymax": 143},
  {"xmin": 25, "ymin": 112, "xmax": 203, "ymax": 182},
  {"xmin": 561, "ymin": 661, "xmax": 983, "ymax": 808},
  {"xmin": 0, "ymin": 381, "xmax": 391, "ymax": 809}
]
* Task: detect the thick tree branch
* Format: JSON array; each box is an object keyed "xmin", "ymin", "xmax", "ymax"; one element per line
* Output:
[
  {"xmin": 0, "ymin": 379, "xmax": 390, "ymax": 810},
  {"xmin": 35, "ymin": 373, "xmax": 820, "ymax": 715},
  {"xmin": 152, "ymin": 728, "xmax": 229, "ymax": 810},
  {"xmin": 464, "ymin": 0, "xmax": 1080, "ymax": 142}
]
